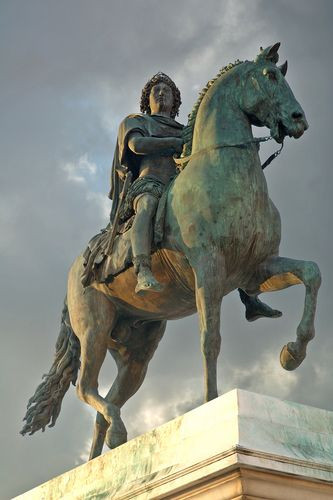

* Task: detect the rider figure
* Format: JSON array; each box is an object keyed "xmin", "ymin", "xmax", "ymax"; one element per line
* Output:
[
  {"xmin": 110, "ymin": 72, "xmax": 282, "ymax": 319},
  {"xmin": 110, "ymin": 72, "xmax": 183, "ymax": 294}
]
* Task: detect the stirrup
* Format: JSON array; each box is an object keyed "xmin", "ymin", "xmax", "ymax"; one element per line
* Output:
[
  {"xmin": 135, "ymin": 274, "xmax": 164, "ymax": 295},
  {"xmin": 133, "ymin": 254, "xmax": 164, "ymax": 295}
]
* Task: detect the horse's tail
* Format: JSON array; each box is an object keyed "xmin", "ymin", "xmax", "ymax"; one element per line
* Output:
[{"xmin": 20, "ymin": 298, "xmax": 81, "ymax": 436}]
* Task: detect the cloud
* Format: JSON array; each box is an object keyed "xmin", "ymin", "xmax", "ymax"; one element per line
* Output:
[
  {"xmin": 60, "ymin": 153, "xmax": 111, "ymax": 221},
  {"xmin": 123, "ymin": 387, "xmax": 203, "ymax": 439},
  {"xmin": 86, "ymin": 192, "xmax": 111, "ymax": 221},
  {"xmin": 226, "ymin": 351, "xmax": 299, "ymax": 400},
  {"xmin": 76, "ymin": 439, "xmax": 92, "ymax": 466},
  {"xmin": 62, "ymin": 154, "xmax": 97, "ymax": 184}
]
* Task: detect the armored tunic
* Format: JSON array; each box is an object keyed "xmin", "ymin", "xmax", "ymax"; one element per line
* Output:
[{"xmin": 109, "ymin": 113, "xmax": 183, "ymax": 222}]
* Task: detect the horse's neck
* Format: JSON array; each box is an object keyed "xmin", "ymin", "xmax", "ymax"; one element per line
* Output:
[{"xmin": 192, "ymin": 77, "xmax": 253, "ymax": 153}]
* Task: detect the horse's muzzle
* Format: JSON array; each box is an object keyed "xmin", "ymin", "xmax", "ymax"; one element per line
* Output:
[
  {"xmin": 275, "ymin": 113, "xmax": 308, "ymax": 143},
  {"xmin": 291, "ymin": 110, "xmax": 309, "ymax": 136}
]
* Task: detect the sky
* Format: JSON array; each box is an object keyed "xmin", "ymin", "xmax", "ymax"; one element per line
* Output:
[{"xmin": 1, "ymin": 0, "xmax": 332, "ymax": 498}]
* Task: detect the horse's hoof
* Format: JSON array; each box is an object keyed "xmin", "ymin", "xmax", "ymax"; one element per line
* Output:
[
  {"xmin": 105, "ymin": 430, "xmax": 127, "ymax": 449},
  {"xmin": 105, "ymin": 419, "xmax": 127, "ymax": 450},
  {"xmin": 280, "ymin": 344, "xmax": 306, "ymax": 371}
]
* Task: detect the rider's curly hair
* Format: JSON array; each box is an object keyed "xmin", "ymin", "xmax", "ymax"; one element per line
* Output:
[{"xmin": 140, "ymin": 72, "xmax": 181, "ymax": 119}]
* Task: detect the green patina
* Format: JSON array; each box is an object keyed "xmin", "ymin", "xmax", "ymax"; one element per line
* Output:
[{"xmin": 182, "ymin": 59, "xmax": 243, "ymax": 159}]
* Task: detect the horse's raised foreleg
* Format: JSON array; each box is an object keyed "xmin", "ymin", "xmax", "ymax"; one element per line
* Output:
[
  {"xmin": 249, "ymin": 256, "xmax": 321, "ymax": 370},
  {"xmin": 191, "ymin": 250, "xmax": 225, "ymax": 402},
  {"xmin": 89, "ymin": 319, "xmax": 166, "ymax": 459}
]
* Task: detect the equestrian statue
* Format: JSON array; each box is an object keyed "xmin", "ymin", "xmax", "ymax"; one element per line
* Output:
[{"xmin": 21, "ymin": 43, "xmax": 321, "ymax": 461}]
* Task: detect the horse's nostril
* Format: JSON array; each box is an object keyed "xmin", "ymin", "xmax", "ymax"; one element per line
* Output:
[{"xmin": 292, "ymin": 111, "xmax": 303, "ymax": 120}]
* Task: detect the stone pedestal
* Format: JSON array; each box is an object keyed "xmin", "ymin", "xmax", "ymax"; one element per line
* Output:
[{"xmin": 16, "ymin": 389, "xmax": 333, "ymax": 499}]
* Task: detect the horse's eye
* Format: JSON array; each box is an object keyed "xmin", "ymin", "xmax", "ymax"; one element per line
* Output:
[{"xmin": 263, "ymin": 68, "xmax": 277, "ymax": 81}]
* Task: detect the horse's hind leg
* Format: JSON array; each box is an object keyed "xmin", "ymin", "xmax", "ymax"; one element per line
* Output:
[
  {"xmin": 248, "ymin": 256, "xmax": 321, "ymax": 370},
  {"xmin": 89, "ymin": 319, "xmax": 166, "ymax": 459},
  {"xmin": 67, "ymin": 268, "xmax": 122, "ymax": 431}
]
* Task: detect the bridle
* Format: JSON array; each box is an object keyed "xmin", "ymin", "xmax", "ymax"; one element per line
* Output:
[
  {"xmin": 174, "ymin": 135, "xmax": 284, "ymax": 171},
  {"xmin": 175, "ymin": 66, "xmax": 286, "ymax": 172}
]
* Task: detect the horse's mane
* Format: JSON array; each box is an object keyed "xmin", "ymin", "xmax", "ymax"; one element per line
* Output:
[{"xmin": 182, "ymin": 59, "xmax": 244, "ymax": 158}]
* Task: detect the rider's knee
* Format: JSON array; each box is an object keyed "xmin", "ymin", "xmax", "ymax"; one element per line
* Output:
[{"xmin": 134, "ymin": 194, "xmax": 158, "ymax": 216}]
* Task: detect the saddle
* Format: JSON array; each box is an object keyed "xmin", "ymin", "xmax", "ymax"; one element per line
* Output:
[{"xmin": 80, "ymin": 182, "xmax": 169, "ymax": 288}]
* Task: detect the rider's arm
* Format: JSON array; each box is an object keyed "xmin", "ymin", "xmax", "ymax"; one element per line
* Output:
[{"xmin": 128, "ymin": 132, "xmax": 183, "ymax": 156}]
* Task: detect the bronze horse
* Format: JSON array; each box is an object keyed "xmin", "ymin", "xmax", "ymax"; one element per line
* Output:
[{"xmin": 21, "ymin": 44, "xmax": 320, "ymax": 461}]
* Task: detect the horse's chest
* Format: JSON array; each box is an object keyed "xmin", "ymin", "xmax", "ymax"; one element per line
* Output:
[
  {"xmin": 170, "ymin": 160, "xmax": 279, "ymax": 257},
  {"xmin": 177, "ymin": 189, "xmax": 272, "ymax": 248}
]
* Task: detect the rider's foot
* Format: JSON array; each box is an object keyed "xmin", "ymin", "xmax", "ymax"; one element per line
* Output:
[
  {"xmin": 135, "ymin": 268, "xmax": 164, "ymax": 295},
  {"xmin": 245, "ymin": 297, "xmax": 282, "ymax": 322}
]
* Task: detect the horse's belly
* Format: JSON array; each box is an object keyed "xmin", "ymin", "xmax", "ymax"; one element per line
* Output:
[{"xmin": 94, "ymin": 249, "xmax": 196, "ymax": 320}]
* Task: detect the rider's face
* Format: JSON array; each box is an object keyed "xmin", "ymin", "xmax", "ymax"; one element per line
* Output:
[{"xmin": 149, "ymin": 82, "xmax": 174, "ymax": 116}]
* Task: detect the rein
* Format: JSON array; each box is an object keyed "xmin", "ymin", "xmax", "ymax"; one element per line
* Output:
[{"xmin": 174, "ymin": 136, "xmax": 284, "ymax": 171}]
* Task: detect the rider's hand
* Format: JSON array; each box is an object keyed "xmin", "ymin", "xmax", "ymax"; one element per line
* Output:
[{"xmin": 117, "ymin": 165, "xmax": 128, "ymax": 180}]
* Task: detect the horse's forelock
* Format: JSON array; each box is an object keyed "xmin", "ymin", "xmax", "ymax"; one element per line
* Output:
[{"xmin": 256, "ymin": 43, "xmax": 281, "ymax": 64}]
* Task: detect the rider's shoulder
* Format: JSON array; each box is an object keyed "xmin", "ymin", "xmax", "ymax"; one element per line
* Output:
[
  {"xmin": 122, "ymin": 113, "xmax": 148, "ymax": 123},
  {"xmin": 118, "ymin": 113, "xmax": 149, "ymax": 130}
]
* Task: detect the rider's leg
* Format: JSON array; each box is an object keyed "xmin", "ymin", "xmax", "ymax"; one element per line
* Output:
[
  {"xmin": 238, "ymin": 288, "xmax": 282, "ymax": 322},
  {"xmin": 131, "ymin": 193, "xmax": 162, "ymax": 294}
]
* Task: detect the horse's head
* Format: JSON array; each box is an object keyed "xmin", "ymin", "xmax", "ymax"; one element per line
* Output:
[{"xmin": 240, "ymin": 43, "xmax": 308, "ymax": 143}]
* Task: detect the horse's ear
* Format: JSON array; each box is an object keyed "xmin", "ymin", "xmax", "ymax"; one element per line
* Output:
[
  {"xmin": 279, "ymin": 60, "xmax": 288, "ymax": 76},
  {"xmin": 256, "ymin": 43, "xmax": 281, "ymax": 64}
]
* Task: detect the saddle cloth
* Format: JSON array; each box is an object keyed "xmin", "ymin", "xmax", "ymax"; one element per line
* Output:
[{"xmin": 80, "ymin": 180, "xmax": 170, "ymax": 287}]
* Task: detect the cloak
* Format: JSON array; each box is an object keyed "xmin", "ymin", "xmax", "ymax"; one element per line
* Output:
[{"xmin": 109, "ymin": 113, "xmax": 183, "ymax": 222}]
